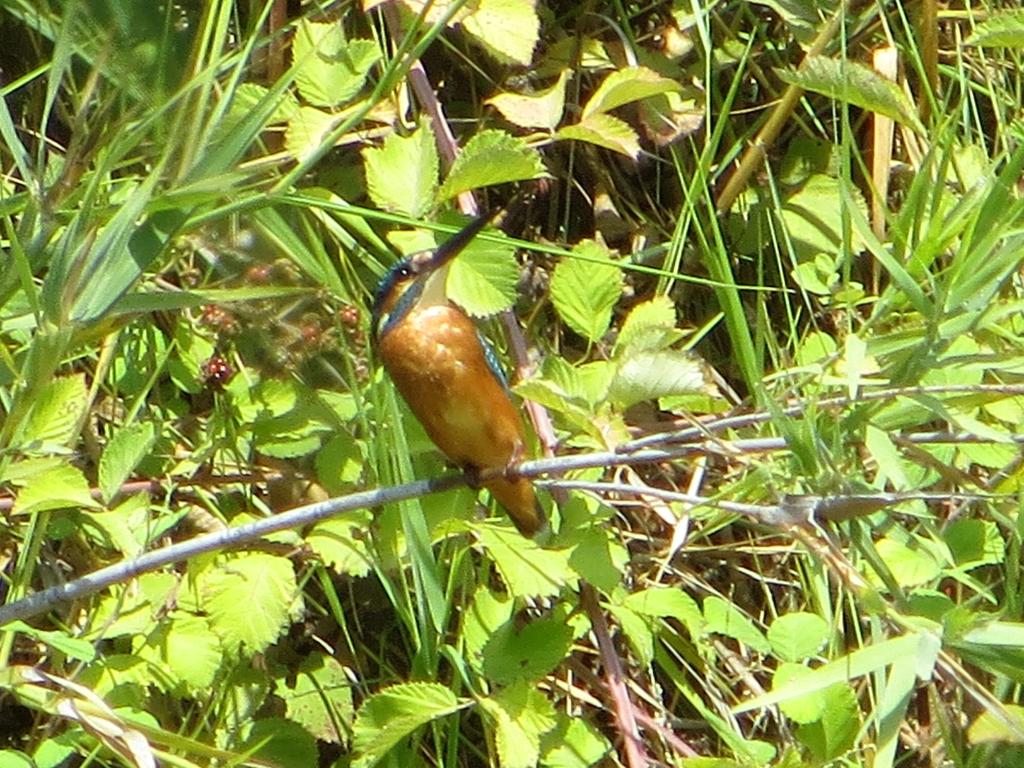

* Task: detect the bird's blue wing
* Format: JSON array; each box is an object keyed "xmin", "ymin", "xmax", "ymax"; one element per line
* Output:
[{"xmin": 477, "ymin": 329, "xmax": 510, "ymax": 390}]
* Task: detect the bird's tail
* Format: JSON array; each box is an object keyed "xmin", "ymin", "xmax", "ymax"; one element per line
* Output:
[{"xmin": 486, "ymin": 476, "xmax": 546, "ymax": 538}]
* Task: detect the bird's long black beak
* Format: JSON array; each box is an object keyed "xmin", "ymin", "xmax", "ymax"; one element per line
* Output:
[{"xmin": 413, "ymin": 209, "xmax": 498, "ymax": 275}]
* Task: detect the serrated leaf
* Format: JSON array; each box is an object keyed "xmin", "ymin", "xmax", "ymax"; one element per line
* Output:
[
  {"xmin": 482, "ymin": 681, "xmax": 557, "ymax": 768},
  {"xmin": 446, "ymin": 229, "xmax": 520, "ymax": 317},
  {"xmin": 767, "ymin": 613, "xmax": 829, "ymax": 663},
  {"xmin": 582, "ymin": 65, "xmax": 683, "ymax": 119},
  {"xmin": 623, "ymin": 587, "xmax": 703, "ymax": 639},
  {"xmin": 13, "ymin": 462, "xmax": 98, "ymax": 516},
  {"xmin": 796, "ymin": 682, "xmax": 860, "ymax": 762},
  {"xmin": 557, "ymin": 113, "xmax": 640, "ymax": 159},
  {"xmin": 541, "ymin": 715, "xmax": 612, "ymax": 767},
  {"xmin": 487, "ymin": 70, "xmax": 568, "ymax": 130},
  {"xmin": 352, "ymin": 683, "xmax": 464, "ymax": 768},
  {"xmin": 437, "ymin": 130, "xmax": 547, "ymax": 202},
  {"xmin": 704, "ymin": 596, "xmax": 770, "ymax": 654},
  {"xmin": 285, "ymin": 106, "xmax": 342, "ymax": 162},
  {"xmin": 567, "ymin": 527, "xmax": 626, "ymax": 593},
  {"xmin": 613, "ymin": 295, "xmax": 677, "ymax": 355},
  {"xmin": 281, "ymin": 653, "xmax": 354, "ymax": 744},
  {"xmin": 482, "ymin": 616, "xmax": 573, "ymax": 685},
  {"xmin": 549, "ymin": 241, "xmax": 622, "ymax": 343},
  {"xmin": 477, "ymin": 524, "xmax": 577, "ymax": 598},
  {"xmin": 779, "ymin": 56, "xmax": 921, "ymax": 129},
  {"xmin": 610, "ymin": 349, "xmax": 709, "ymax": 408},
  {"xmin": 4, "ymin": 621, "xmax": 96, "ymax": 662},
  {"xmin": 23, "ymin": 373, "xmax": 87, "ymax": 450},
  {"xmin": 607, "ymin": 603, "xmax": 655, "ymax": 665},
  {"xmin": 363, "ymin": 123, "xmax": 439, "ymax": 218},
  {"xmin": 293, "ymin": 19, "xmax": 381, "ymax": 107},
  {"xmin": 461, "ymin": 0, "xmax": 540, "ymax": 66},
  {"xmin": 201, "ymin": 553, "xmax": 301, "ymax": 654},
  {"xmin": 966, "ymin": 10, "xmax": 1024, "ymax": 48},
  {"xmin": 99, "ymin": 422, "xmax": 156, "ymax": 502},
  {"xmin": 137, "ymin": 611, "xmax": 222, "ymax": 693},
  {"xmin": 306, "ymin": 511, "xmax": 373, "ymax": 577}
]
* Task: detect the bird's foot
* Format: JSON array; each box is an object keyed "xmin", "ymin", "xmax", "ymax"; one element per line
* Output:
[{"xmin": 463, "ymin": 465, "xmax": 483, "ymax": 489}]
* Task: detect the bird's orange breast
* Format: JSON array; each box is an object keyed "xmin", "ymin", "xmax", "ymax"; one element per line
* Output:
[
  {"xmin": 377, "ymin": 303, "xmax": 543, "ymax": 536},
  {"xmin": 378, "ymin": 304, "xmax": 525, "ymax": 469}
]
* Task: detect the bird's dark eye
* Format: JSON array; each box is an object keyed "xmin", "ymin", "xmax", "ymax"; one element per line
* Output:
[{"xmin": 397, "ymin": 265, "xmax": 412, "ymax": 279}]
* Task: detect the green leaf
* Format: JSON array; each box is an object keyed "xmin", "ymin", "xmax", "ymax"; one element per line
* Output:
[
  {"xmin": 767, "ymin": 612, "xmax": 829, "ymax": 663},
  {"xmin": 549, "ymin": 240, "xmax": 622, "ymax": 343},
  {"xmin": 613, "ymin": 295, "xmax": 678, "ymax": 355},
  {"xmin": 201, "ymin": 553, "xmax": 302, "ymax": 654},
  {"xmin": 582, "ymin": 65, "xmax": 683, "ymax": 118},
  {"xmin": 779, "ymin": 56, "xmax": 921, "ymax": 130},
  {"xmin": 609, "ymin": 349, "xmax": 710, "ymax": 408},
  {"xmin": 281, "ymin": 653, "xmax": 354, "ymax": 744},
  {"xmin": 463, "ymin": 587, "xmax": 515, "ymax": 676},
  {"xmin": 12, "ymin": 461, "xmax": 98, "ymax": 516},
  {"xmin": 540, "ymin": 715, "xmax": 612, "ymax": 767},
  {"xmin": 363, "ymin": 122, "xmax": 439, "ymax": 218},
  {"xmin": 557, "ymin": 113, "xmax": 640, "ymax": 159},
  {"xmin": 869, "ymin": 536, "xmax": 941, "ymax": 589},
  {"xmin": 438, "ymin": 130, "xmax": 547, "ymax": 202},
  {"xmin": 481, "ymin": 680, "xmax": 557, "ymax": 768},
  {"xmin": 483, "ymin": 616, "xmax": 573, "ymax": 685},
  {"xmin": 944, "ymin": 518, "xmax": 1005, "ymax": 568},
  {"xmin": 137, "ymin": 611, "xmax": 222, "ymax": 693},
  {"xmin": 284, "ymin": 105, "xmax": 342, "ymax": 162},
  {"xmin": 773, "ymin": 662, "xmax": 825, "ymax": 724},
  {"xmin": 966, "ymin": 10, "xmax": 1024, "ymax": 48},
  {"xmin": 607, "ymin": 603, "xmax": 655, "ymax": 665},
  {"xmin": 623, "ymin": 587, "xmax": 703, "ymax": 639},
  {"xmin": 22, "ymin": 373, "xmax": 87, "ymax": 451},
  {"xmin": 241, "ymin": 718, "xmax": 318, "ymax": 768},
  {"xmin": 98, "ymin": 421, "xmax": 156, "ymax": 503},
  {"xmin": 795, "ymin": 682, "xmax": 860, "ymax": 762},
  {"xmin": 703, "ymin": 596, "xmax": 770, "ymax": 654},
  {"xmin": 781, "ymin": 174, "xmax": 868, "ymax": 262},
  {"xmin": 306, "ymin": 511, "xmax": 373, "ymax": 577},
  {"xmin": 446, "ymin": 223, "xmax": 520, "ymax": 317},
  {"xmin": 477, "ymin": 524, "xmax": 577, "ymax": 598},
  {"xmin": 293, "ymin": 19, "xmax": 381, "ymax": 107},
  {"xmin": 567, "ymin": 527, "xmax": 626, "ymax": 593},
  {"xmin": 487, "ymin": 70, "xmax": 568, "ymax": 130},
  {"xmin": 968, "ymin": 704, "xmax": 1024, "ymax": 744},
  {"xmin": 461, "ymin": 0, "xmax": 540, "ymax": 66},
  {"xmin": 2, "ymin": 621, "xmax": 96, "ymax": 662},
  {"xmin": 352, "ymin": 683, "xmax": 465, "ymax": 768},
  {"xmin": 735, "ymin": 632, "xmax": 941, "ymax": 713}
]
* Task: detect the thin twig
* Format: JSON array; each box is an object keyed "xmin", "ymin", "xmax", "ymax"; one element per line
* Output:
[{"xmin": 580, "ymin": 582, "xmax": 649, "ymax": 768}]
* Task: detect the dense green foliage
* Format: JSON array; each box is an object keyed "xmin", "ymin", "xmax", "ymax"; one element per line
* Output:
[{"xmin": 2, "ymin": 1, "xmax": 1024, "ymax": 766}]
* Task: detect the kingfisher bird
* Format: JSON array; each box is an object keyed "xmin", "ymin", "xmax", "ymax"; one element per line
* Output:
[{"xmin": 371, "ymin": 211, "xmax": 544, "ymax": 537}]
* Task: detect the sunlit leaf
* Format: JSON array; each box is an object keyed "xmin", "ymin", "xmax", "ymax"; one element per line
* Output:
[
  {"xmin": 438, "ymin": 130, "xmax": 547, "ymax": 202},
  {"xmin": 363, "ymin": 122, "xmax": 439, "ymax": 218},
  {"xmin": 461, "ymin": 0, "xmax": 540, "ymax": 66},
  {"xmin": 487, "ymin": 70, "xmax": 568, "ymax": 130},
  {"xmin": 549, "ymin": 240, "xmax": 622, "ymax": 343},
  {"xmin": 779, "ymin": 56, "xmax": 921, "ymax": 130},
  {"xmin": 353, "ymin": 683, "xmax": 465, "ymax": 768},
  {"xmin": 557, "ymin": 113, "xmax": 640, "ymax": 159},
  {"xmin": 581, "ymin": 65, "xmax": 682, "ymax": 119}
]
